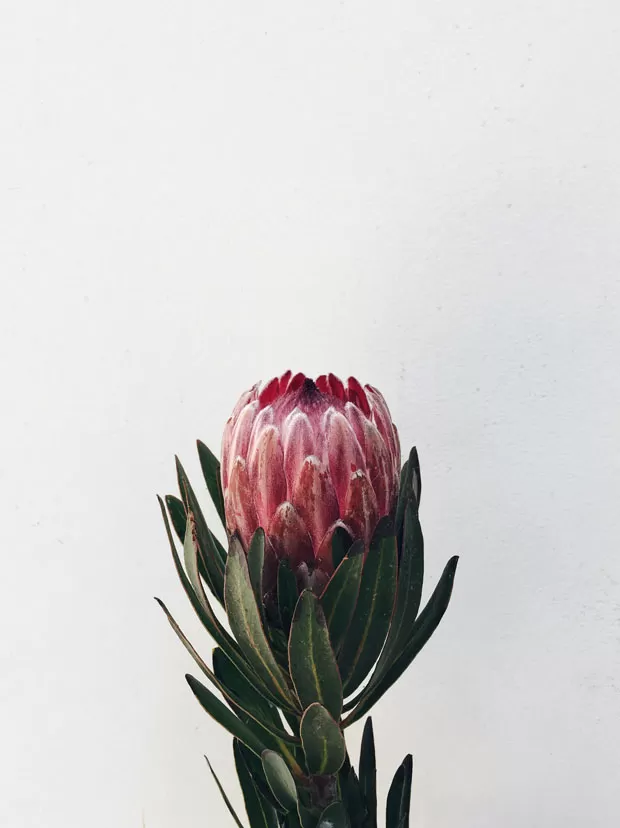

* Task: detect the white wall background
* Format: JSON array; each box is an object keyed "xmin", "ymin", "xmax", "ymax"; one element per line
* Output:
[{"xmin": 1, "ymin": 2, "xmax": 619, "ymax": 827}]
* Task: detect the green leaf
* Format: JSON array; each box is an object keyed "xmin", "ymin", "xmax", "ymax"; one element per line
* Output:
[
  {"xmin": 212, "ymin": 647, "xmax": 303, "ymax": 772},
  {"xmin": 317, "ymin": 801, "xmax": 350, "ymax": 828},
  {"xmin": 182, "ymin": 512, "xmax": 212, "ymax": 617},
  {"xmin": 248, "ymin": 529, "xmax": 266, "ymax": 624},
  {"xmin": 176, "ymin": 456, "xmax": 226, "ymax": 602},
  {"xmin": 156, "ymin": 599, "xmax": 295, "ymax": 750},
  {"xmin": 158, "ymin": 496, "xmax": 288, "ymax": 713},
  {"xmin": 158, "ymin": 498, "xmax": 237, "ymax": 654},
  {"xmin": 358, "ymin": 718, "xmax": 376, "ymax": 828},
  {"xmin": 205, "ymin": 755, "xmax": 246, "ymax": 828},
  {"xmin": 197, "ymin": 439, "xmax": 227, "ymax": 528},
  {"xmin": 394, "ymin": 448, "xmax": 421, "ymax": 537},
  {"xmin": 364, "ymin": 502, "xmax": 424, "ymax": 694},
  {"xmin": 165, "ymin": 494, "xmax": 187, "ymax": 544},
  {"xmin": 278, "ymin": 560, "xmax": 299, "ymax": 638},
  {"xmin": 297, "ymin": 804, "xmax": 318, "ymax": 828},
  {"xmin": 186, "ymin": 673, "xmax": 267, "ymax": 757},
  {"xmin": 225, "ymin": 538, "xmax": 296, "ymax": 712},
  {"xmin": 386, "ymin": 755, "xmax": 412, "ymax": 828},
  {"xmin": 233, "ymin": 740, "xmax": 280, "ymax": 828},
  {"xmin": 343, "ymin": 556, "xmax": 459, "ymax": 726},
  {"xmin": 338, "ymin": 757, "xmax": 365, "ymax": 828},
  {"xmin": 289, "ymin": 591, "xmax": 342, "ymax": 720},
  {"xmin": 331, "ymin": 525, "xmax": 353, "ymax": 570},
  {"xmin": 338, "ymin": 521, "xmax": 398, "ymax": 697},
  {"xmin": 261, "ymin": 750, "xmax": 299, "ymax": 812},
  {"xmin": 235, "ymin": 741, "xmax": 286, "ymax": 814},
  {"xmin": 299, "ymin": 703, "xmax": 346, "ymax": 776},
  {"xmin": 213, "ymin": 647, "xmax": 281, "ymax": 728},
  {"xmin": 320, "ymin": 543, "xmax": 364, "ymax": 655}
]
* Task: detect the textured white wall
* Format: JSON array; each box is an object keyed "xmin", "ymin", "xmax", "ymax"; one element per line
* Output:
[{"xmin": 1, "ymin": 2, "xmax": 619, "ymax": 827}]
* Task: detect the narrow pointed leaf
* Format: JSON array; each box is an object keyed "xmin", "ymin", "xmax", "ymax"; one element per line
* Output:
[
  {"xmin": 278, "ymin": 560, "xmax": 298, "ymax": 638},
  {"xmin": 386, "ymin": 755, "xmax": 412, "ymax": 828},
  {"xmin": 183, "ymin": 512, "xmax": 212, "ymax": 615},
  {"xmin": 158, "ymin": 498, "xmax": 236, "ymax": 656},
  {"xmin": 289, "ymin": 591, "xmax": 342, "ymax": 720},
  {"xmin": 365, "ymin": 502, "xmax": 424, "ymax": 692},
  {"xmin": 213, "ymin": 647, "xmax": 303, "ymax": 771},
  {"xmin": 248, "ymin": 529, "xmax": 266, "ymax": 623},
  {"xmin": 158, "ymin": 496, "xmax": 287, "ymax": 712},
  {"xmin": 205, "ymin": 755, "xmax": 246, "ymax": 828},
  {"xmin": 165, "ymin": 494, "xmax": 187, "ymax": 544},
  {"xmin": 297, "ymin": 804, "xmax": 318, "ymax": 828},
  {"xmin": 395, "ymin": 448, "xmax": 421, "ymax": 537},
  {"xmin": 285, "ymin": 811, "xmax": 302, "ymax": 828},
  {"xmin": 197, "ymin": 439, "xmax": 227, "ymax": 528},
  {"xmin": 156, "ymin": 599, "xmax": 295, "ymax": 748},
  {"xmin": 186, "ymin": 673, "xmax": 267, "ymax": 757},
  {"xmin": 338, "ymin": 521, "xmax": 398, "ymax": 696},
  {"xmin": 320, "ymin": 543, "xmax": 363, "ymax": 655},
  {"xmin": 394, "ymin": 460, "xmax": 409, "ymax": 538},
  {"xmin": 261, "ymin": 750, "xmax": 298, "ymax": 812},
  {"xmin": 339, "ymin": 757, "xmax": 365, "ymax": 828},
  {"xmin": 236, "ymin": 741, "xmax": 287, "ymax": 814},
  {"xmin": 213, "ymin": 647, "xmax": 281, "ymax": 728},
  {"xmin": 359, "ymin": 718, "xmax": 377, "ymax": 828},
  {"xmin": 225, "ymin": 539, "xmax": 296, "ymax": 712},
  {"xmin": 176, "ymin": 456, "xmax": 225, "ymax": 602},
  {"xmin": 317, "ymin": 801, "xmax": 350, "ymax": 828},
  {"xmin": 300, "ymin": 703, "xmax": 346, "ymax": 776},
  {"xmin": 233, "ymin": 740, "xmax": 279, "ymax": 828},
  {"xmin": 344, "ymin": 556, "xmax": 459, "ymax": 726}
]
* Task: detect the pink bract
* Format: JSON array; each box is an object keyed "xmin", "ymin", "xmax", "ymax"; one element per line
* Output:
[{"xmin": 221, "ymin": 372, "xmax": 401, "ymax": 588}]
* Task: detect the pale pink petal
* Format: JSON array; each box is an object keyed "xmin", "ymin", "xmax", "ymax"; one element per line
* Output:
[
  {"xmin": 268, "ymin": 502, "xmax": 314, "ymax": 569},
  {"xmin": 231, "ymin": 383, "xmax": 258, "ymax": 420},
  {"xmin": 226, "ymin": 457, "xmax": 259, "ymax": 548},
  {"xmin": 228, "ymin": 400, "xmax": 259, "ymax": 477},
  {"xmin": 221, "ymin": 417, "xmax": 234, "ymax": 490},
  {"xmin": 282, "ymin": 409, "xmax": 315, "ymax": 495},
  {"xmin": 248, "ymin": 425, "xmax": 286, "ymax": 528},
  {"xmin": 246, "ymin": 404, "xmax": 274, "ymax": 461},
  {"xmin": 343, "ymin": 470, "xmax": 379, "ymax": 544},
  {"xmin": 363, "ymin": 420, "xmax": 392, "ymax": 514},
  {"xmin": 343, "ymin": 401, "xmax": 367, "ymax": 453},
  {"xmin": 366, "ymin": 385, "xmax": 398, "ymax": 460},
  {"xmin": 292, "ymin": 455, "xmax": 339, "ymax": 550},
  {"xmin": 324, "ymin": 409, "xmax": 365, "ymax": 509}
]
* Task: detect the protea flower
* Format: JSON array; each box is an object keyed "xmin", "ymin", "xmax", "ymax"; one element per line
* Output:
[
  {"xmin": 221, "ymin": 371, "xmax": 401, "ymax": 590},
  {"xmin": 157, "ymin": 372, "xmax": 459, "ymax": 828}
]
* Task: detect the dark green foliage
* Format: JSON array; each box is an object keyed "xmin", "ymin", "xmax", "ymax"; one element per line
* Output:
[
  {"xmin": 338, "ymin": 522, "xmax": 398, "ymax": 696},
  {"xmin": 206, "ymin": 754, "xmax": 245, "ymax": 827},
  {"xmin": 386, "ymin": 756, "xmax": 413, "ymax": 828},
  {"xmin": 289, "ymin": 591, "xmax": 343, "ymax": 720},
  {"xmin": 157, "ymin": 441, "xmax": 458, "ymax": 828},
  {"xmin": 300, "ymin": 703, "xmax": 346, "ymax": 775},
  {"xmin": 320, "ymin": 543, "xmax": 364, "ymax": 655},
  {"xmin": 197, "ymin": 439, "xmax": 227, "ymax": 527},
  {"xmin": 234, "ymin": 740, "xmax": 280, "ymax": 828},
  {"xmin": 358, "ymin": 719, "xmax": 377, "ymax": 828}
]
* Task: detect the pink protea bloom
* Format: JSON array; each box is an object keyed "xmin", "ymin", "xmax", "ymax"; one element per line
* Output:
[{"xmin": 221, "ymin": 372, "xmax": 401, "ymax": 589}]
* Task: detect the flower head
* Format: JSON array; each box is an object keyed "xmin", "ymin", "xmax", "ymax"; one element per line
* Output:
[{"xmin": 221, "ymin": 371, "xmax": 400, "ymax": 588}]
